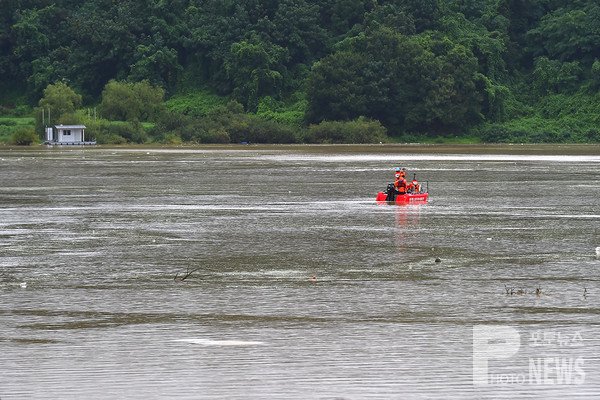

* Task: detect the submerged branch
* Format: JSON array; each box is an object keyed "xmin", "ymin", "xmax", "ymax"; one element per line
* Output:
[{"xmin": 174, "ymin": 267, "xmax": 200, "ymax": 282}]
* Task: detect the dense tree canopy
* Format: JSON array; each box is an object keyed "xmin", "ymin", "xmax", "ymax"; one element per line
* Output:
[{"xmin": 1, "ymin": 0, "xmax": 600, "ymax": 142}]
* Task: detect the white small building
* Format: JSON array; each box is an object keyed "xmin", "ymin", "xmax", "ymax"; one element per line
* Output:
[{"xmin": 45, "ymin": 124, "xmax": 96, "ymax": 145}]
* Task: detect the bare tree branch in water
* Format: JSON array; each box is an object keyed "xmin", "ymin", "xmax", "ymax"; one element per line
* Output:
[{"xmin": 174, "ymin": 267, "xmax": 200, "ymax": 282}]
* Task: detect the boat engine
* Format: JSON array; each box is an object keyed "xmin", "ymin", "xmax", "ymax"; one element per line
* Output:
[{"xmin": 386, "ymin": 183, "xmax": 396, "ymax": 201}]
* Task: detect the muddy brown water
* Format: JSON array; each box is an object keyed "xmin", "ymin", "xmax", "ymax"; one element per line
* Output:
[{"xmin": 1, "ymin": 145, "xmax": 599, "ymax": 399}]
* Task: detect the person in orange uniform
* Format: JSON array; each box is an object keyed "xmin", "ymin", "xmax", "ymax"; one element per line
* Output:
[
  {"xmin": 407, "ymin": 178, "xmax": 420, "ymax": 193},
  {"xmin": 395, "ymin": 174, "xmax": 407, "ymax": 195},
  {"xmin": 394, "ymin": 167, "xmax": 402, "ymax": 180}
]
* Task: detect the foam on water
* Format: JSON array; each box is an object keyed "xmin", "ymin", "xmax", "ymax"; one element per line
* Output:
[{"xmin": 174, "ymin": 338, "xmax": 266, "ymax": 346}]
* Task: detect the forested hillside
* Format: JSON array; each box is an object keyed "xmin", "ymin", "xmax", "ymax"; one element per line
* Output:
[{"xmin": 2, "ymin": 0, "xmax": 600, "ymax": 144}]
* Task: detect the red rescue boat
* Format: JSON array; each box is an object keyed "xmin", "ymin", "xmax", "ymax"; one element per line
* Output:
[{"xmin": 376, "ymin": 177, "xmax": 429, "ymax": 204}]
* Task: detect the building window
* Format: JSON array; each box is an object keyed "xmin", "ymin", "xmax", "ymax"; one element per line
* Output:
[{"xmin": 64, "ymin": 130, "xmax": 71, "ymax": 136}]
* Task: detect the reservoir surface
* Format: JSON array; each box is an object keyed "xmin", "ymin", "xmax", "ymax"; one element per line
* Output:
[{"xmin": 1, "ymin": 145, "xmax": 599, "ymax": 399}]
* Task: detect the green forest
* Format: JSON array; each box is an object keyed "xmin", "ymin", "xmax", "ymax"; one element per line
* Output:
[{"xmin": 2, "ymin": 0, "xmax": 600, "ymax": 144}]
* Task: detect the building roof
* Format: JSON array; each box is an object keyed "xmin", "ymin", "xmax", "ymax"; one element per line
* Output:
[{"xmin": 55, "ymin": 124, "xmax": 86, "ymax": 129}]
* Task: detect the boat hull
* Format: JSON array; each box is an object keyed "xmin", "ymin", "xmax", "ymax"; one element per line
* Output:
[{"xmin": 376, "ymin": 192, "xmax": 429, "ymax": 203}]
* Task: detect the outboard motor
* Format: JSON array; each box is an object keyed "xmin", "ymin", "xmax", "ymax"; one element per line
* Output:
[{"xmin": 386, "ymin": 183, "xmax": 396, "ymax": 201}]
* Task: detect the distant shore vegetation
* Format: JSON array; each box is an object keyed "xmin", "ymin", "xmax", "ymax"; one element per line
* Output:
[{"xmin": 2, "ymin": 1, "xmax": 600, "ymax": 145}]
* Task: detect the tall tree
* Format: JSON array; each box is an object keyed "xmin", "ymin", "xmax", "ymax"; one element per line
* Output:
[
  {"xmin": 37, "ymin": 82, "xmax": 82, "ymax": 121},
  {"xmin": 225, "ymin": 37, "xmax": 288, "ymax": 110},
  {"xmin": 306, "ymin": 51, "xmax": 369, "ymax": 122},
  {"xmin": 99, "ymin": 80, "xmax": 165, "ymax": 122}
]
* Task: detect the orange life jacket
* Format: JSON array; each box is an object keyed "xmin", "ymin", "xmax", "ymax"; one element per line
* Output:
[
  {"xmin": 409, "ymin": 180, "xmax": 419, "ymax": 192},
  {"xmin": 395, "ymin": 178, "xmax": 407, "ymax": 194}
]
